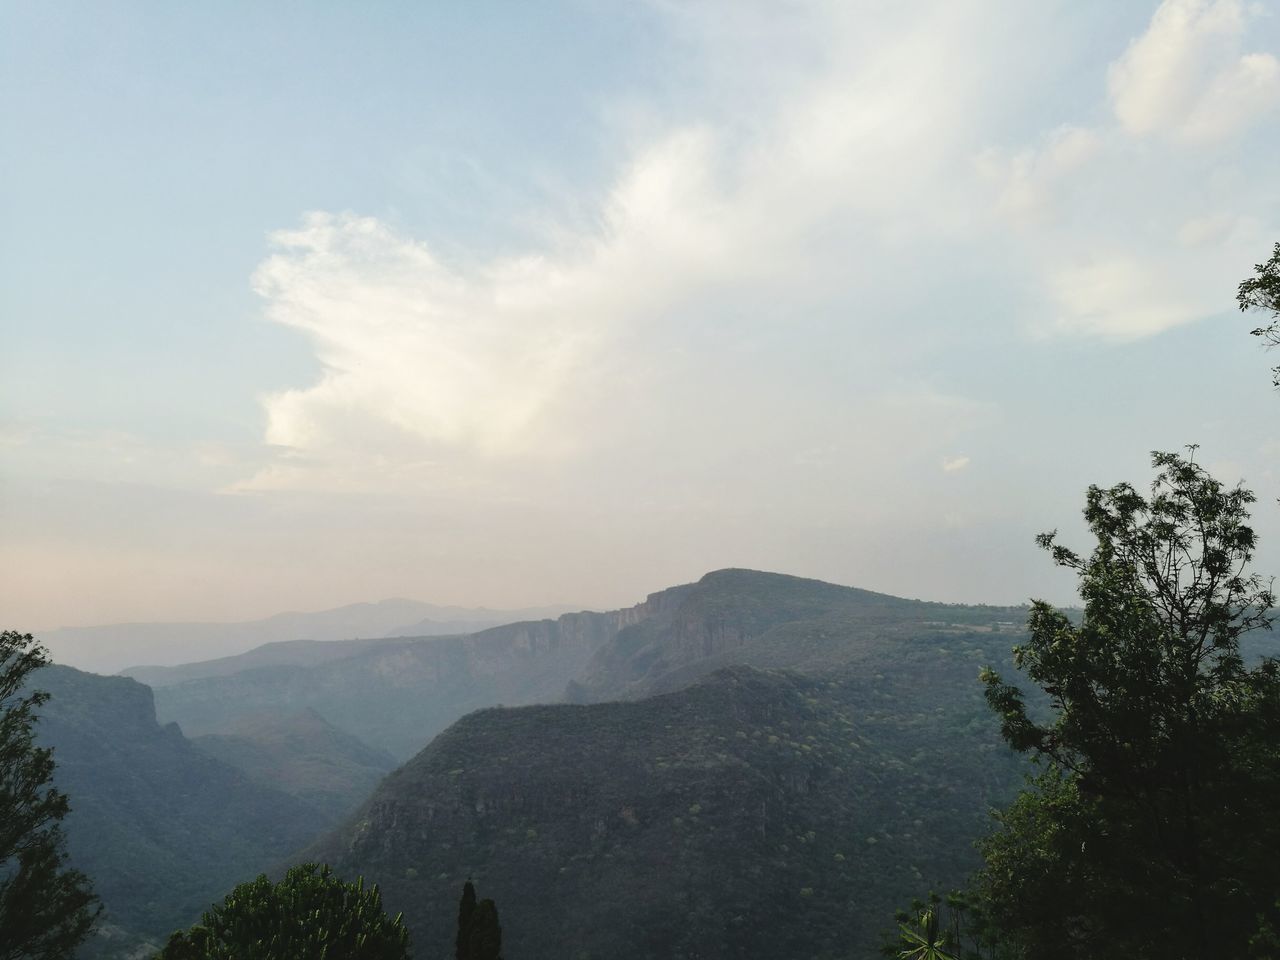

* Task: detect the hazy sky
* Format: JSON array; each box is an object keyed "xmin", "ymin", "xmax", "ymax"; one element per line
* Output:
[{"xmin": 4, "ymin": 0, "xmax": 1279, "ymax": 630}]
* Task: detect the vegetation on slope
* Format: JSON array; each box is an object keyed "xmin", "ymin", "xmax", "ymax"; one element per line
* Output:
[
  {"xmin": 305, "ymin": 664, "xmax": 1026, "ymax": 960},
  {"xmin": 191, "ymin": 709, "xmax": 397, "ymax": 820}
]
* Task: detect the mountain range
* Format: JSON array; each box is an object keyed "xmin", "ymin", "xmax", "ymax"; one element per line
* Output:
[
  {"xmin": 38, "ymin": 598, "xmax": 572, "ymax": 675},
  {"xmin": 31, "ymin": 569, "xmax": 1044, "ymax": 958}
]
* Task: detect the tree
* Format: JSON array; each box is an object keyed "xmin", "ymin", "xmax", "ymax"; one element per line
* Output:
[
  {"xmin": 456, "ymin": 880, "xmax": 476, "ymax": 960},
  {"xmin": 465, "ymin": 900, "xmax": 503, "ymax": 960},
  {"xmin": 977, "ymin": 450, "xmax": 1280, "ymax": 960},
  {"xmin": 455, "ymin": 881, "xmax": 502, "ymax": 960},
  {"xmin": 154, "ymin": 863, "xmax": 409, "ymax": 960},
  {"xmin": 883, "ymin": 893, "xmax": 1011, "ymax": 960},
  {"xmin": 0, "ymin": 630, "xmax": 99, "ymax": 960},
  {"xmin": 1238, "ymin": 241, "xmax": 1280, "ymax": 387}
]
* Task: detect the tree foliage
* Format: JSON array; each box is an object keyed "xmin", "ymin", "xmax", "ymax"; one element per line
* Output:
[
  {"xmin": 154, "ymin": 863, "xmax": 409, "ymax": 960},
  {"xmin": 1238, "ymin": 241, "xmax": 1280, "ymax": 387},
  {"xmin": 0, "ymin": 630, "xmax": 99, "ymax": 960},
  {"xmin": 977, "ymin": 450, "xmax": 1280, "ymax": 959},
  {"xmin": 455, "ymin": 882, "xmax": 502, "ymax": 960},
  {"xmin": 455, "ymin": 880, "xmax": 476, "ymax": 960}
]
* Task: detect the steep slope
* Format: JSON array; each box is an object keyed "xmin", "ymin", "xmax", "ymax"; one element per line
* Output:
[
  {"xmin": 304, "ymin": 666, "xmax": 1025, "ymax": 960},
  {"xmin": 150, "ymin": 598, "xmax": 684, "ymax": 760},
  {"xmin": 191, "ymin": 708, "xmax": 397, "ymax": 820},
  {"xmin": 568, "ymin": 568, "xmax": 1030, "ymax": 702},
  {"xmin": 30, "ymin": 666, "xmax": 330, "ymax": 956}
]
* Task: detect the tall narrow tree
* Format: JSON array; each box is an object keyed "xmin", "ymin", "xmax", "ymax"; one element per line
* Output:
[
  {"xmin": 466, "ymin": 899, "xmax": 503, "ymax": 960},
  {"xmin": 456, "ymin": 880, "xmax": 477, "ymax": 960}
]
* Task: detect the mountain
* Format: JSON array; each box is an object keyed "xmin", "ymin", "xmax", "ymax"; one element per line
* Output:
[
  {"xmin": 568, "ymin": 568, "xmax": 1030, "ymax": 702},
  {"xmin": 148, "ymin": 606, "xmax": 666, "ymax": 760},
  {"xmin": 125, "ymin": 637, "xmax": 395, "ymax": 688},
  {"xmin": 190, "ymin": 708, "xmax": 398, "ymax": 820},
  {"xmin": 303, "ymin": 665, "xmax": 1026, "ymax": 960},
  {"xmin": 29, "ymin": 666, "xmax": 332, "ymax": 958},
  {"xmin": 39, "ymin": 598, "xmax": 573, "ymax": 675},
  {"xmin": 145, "ymin": 570, "xmax": 1028, "ymax": 762}
]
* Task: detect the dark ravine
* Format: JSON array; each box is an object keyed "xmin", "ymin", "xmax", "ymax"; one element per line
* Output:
[
  {"xmin": 30, "ymin": 666, "xmax": 331, "ymax": 958},
  {"xmin": 190, "ymin": 708, "xmax": 398, "ymax": 821}
]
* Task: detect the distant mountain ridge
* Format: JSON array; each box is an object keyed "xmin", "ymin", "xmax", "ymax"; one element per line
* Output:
[
  {"xmin": 569, "ymin": 568, "xmax": 1029, "ymax": 702},
  {"xmin": 149, "ymin": 604, "xmax": 666, "ymax": 759},
  {"xmin": 39, "ymin": 598, "xmax": 573, "ymax": 674}
]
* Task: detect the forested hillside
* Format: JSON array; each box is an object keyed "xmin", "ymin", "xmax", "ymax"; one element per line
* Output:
[{"xmin": 305, "ymin": 666, "xmax": 1026, "ymax": 959}]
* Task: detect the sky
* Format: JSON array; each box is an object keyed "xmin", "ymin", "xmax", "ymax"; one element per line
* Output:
[{"xmin": 3, "ymin": 0, "xmax": 1280, "ymax": 631}]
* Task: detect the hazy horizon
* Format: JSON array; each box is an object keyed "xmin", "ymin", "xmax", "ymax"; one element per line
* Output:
[{"xmin": 4, "ymin": 1, "xmax": 1279, "ymax": 631}]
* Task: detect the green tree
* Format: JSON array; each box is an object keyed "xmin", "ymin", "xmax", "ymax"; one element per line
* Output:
[
  {"xmin": 0, "ymin": 630, "xmax": 99, "ymax": 960},
  {"xmin": 977, "ymin": 450, "xmax": 1280, "ymax": 960},
  {"xmin": 1238, "ymin": 241, "xmax": 1280, "ymax": 387},
  {"xmin": 466, "ymin": 899, "xmax": 502, "ymax": 960},
  {"xmin": 456, "ymin": 880, "xmax": 477, "ymax": 960},
  {"xmin": 883, "ymin": 893, "xmax": 1010, "ymax": 960},
  {"xmin": 154, "ymin": 863, "xmax": 409, "ymax": 960}
]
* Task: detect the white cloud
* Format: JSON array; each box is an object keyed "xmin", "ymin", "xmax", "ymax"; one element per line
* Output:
[
  {"xmin": 942, "ymin": 456, "xmax": 972, "ymax": 473},
  {"xmin": 243, "ymin": 0, "xmax": 1280, "ymax": 493},
  {"xmin": 975, "ymin": 0, "xmax": 1279, "ymax": 341},
  {"xmin": 1046, "ymin": 257, "xmax": 1205, "ymax": 341},
  {"xmin": 976, "ymin": 125, "xmax": 1103, "ymax": 226},
  {"xmin": 1109, "ymin": 0, "xmax": 1280, "ymax": 142}
]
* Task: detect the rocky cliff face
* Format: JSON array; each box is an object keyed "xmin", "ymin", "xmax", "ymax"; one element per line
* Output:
[
  {"xmin": 303, "ymin": 666, "xmax": 1024, "ymax": 960},
  {"xmin": 152, "ymin": 593, "xmax": 687, "ymax": 760}
]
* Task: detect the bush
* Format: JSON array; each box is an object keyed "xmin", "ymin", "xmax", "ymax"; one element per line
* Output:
[{"xmin": 155, "ymin": 863, "xmax": 409, "ymax": 960}]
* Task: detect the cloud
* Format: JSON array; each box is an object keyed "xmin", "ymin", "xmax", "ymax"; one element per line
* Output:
[
  {"xmin": 942, "ymin": 456, "xmax": 971, "ymax": 473},
  {"xmin": 1109, "ymin": 0, "xmax": 1280, "ymax": 142},
  {"xmin": 1046, "ymin": 257, "xmax": 1206, "ymax": 341},
  {"xmin": 242, "ymin": 0, "xmax": 1280, "ymax": 493},
  {"xmin": 976, "ymin": 125, "xmax": 1103, "ymax": 226},
  {"xmin": 975, "ymin": 0, "xmax": 1279, "ymax": 341}
]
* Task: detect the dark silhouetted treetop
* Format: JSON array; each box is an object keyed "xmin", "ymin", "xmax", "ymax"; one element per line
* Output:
[
  {"xmin": 0, "ymin": 629, "xmax": 99, "ymax": 960},
  {"xmin": 153, "ymin": 863, "xmax": 409, "ymax": 960},
  {"xmin": 456, "ymin": 881, "xmax": 502, "ymax": 960},
  {"xmin": 456, "ymin": 880, "xmax": 476, "ymax": 960}
]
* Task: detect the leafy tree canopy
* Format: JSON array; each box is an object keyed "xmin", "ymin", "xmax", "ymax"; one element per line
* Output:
[
  {"xmin": 0, "ymin": 630, "xmax": 99, "ymax": 960},
  {"xmin": 1238, "ymin": 241, "xmax": 1280, "ymax": 386},
  {"xmin": 154, "ymin": 863, "xmax": 409, "ymax": 960},
  {"xmin": 976, "ymin": 450, "xmax": 1280, "ymax": 959},
  {"xmin": 455, "ymin": 881, "xmax": 502, "ymax": 960}
]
